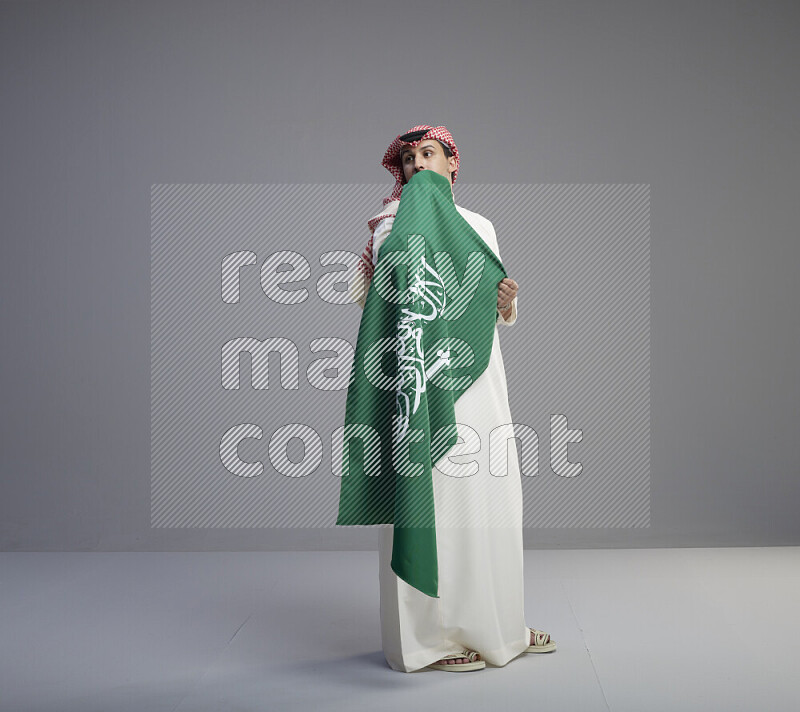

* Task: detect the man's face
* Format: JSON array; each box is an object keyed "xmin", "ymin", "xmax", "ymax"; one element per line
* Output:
[{"xmin": 399, "ymin": 140, "xmax": 457, "ymax": 185}]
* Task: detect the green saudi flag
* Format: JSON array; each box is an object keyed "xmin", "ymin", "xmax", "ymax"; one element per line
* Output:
[{"xmin": 336, "ymin": 169, "xmax": 508, "ymax": 598}]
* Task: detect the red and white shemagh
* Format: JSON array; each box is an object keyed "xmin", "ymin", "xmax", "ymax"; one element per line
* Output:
[{"xmin": 356, "ymin": 125, "xmax": 460, "ymax": 283}]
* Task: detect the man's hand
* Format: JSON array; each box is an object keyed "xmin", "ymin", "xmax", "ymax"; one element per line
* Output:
[{"xmin": 497, "ymin": 278, "xmax": 518, "ymax": 318}]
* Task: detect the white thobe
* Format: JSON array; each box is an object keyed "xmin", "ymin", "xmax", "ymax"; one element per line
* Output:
[{"xmin": 357, "ymin": 199, "xmax": 526, "ymax": 672}]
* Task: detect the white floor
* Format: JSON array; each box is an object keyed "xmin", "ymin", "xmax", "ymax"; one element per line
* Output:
[{"xmin": 1, "ymin": 546, "xmax": 799, "ymax": 712}]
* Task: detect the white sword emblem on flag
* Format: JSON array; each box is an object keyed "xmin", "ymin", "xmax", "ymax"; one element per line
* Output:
[{"xmin": 394, "ymin": 254, "xmax": 450, "ymax": 443}]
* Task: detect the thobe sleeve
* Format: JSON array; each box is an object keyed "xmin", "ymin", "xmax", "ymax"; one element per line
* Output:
[
  {"xmin": 353, "ymin": 280, "xmax": 367, "ymax": 310},
  {"xmin": 487, "ymin": 221, "xmax": 518, "ymax": 327},
  {"xmin": 497, "ymin": 295, "xmax": 518, "ymax": 326},
  {"xmin": 371, "ymin": 215, "xmax": 395, "ymax": 266},
  {"xmin": 353, "ymin": 215, "xmax": 395, "ymax": 311}
]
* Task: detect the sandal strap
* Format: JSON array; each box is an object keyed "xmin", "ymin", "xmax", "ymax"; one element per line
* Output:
[
  {"xmin": 529, "ymin": 628, "xmax": 551, "ymax": 645},
  {"xmin": 438, "ymin": 649, "xmax": 480, "ymax": 662}
]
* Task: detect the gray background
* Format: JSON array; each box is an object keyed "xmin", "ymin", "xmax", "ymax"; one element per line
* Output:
[{"xmin": 1, "ymin": 0, "xmax": 798, "ymax": 551}]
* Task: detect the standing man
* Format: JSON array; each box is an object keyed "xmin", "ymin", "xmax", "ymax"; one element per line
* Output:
[{"xmin": 345, "ymin": 125, "xmax": 555, "ymax": 672}]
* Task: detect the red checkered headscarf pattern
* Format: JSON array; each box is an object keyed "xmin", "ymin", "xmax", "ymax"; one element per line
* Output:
[
  {"xmin": 357, "ymin": 125, "xmax": 460, "ymax": 283},
  {"xmin": 378, "ymin": 124, "xmax": 460, "ymax": 208}
]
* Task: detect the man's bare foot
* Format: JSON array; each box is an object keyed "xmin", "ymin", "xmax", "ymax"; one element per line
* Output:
[{"xmin": 434, "ymin": 652, "xmax": 481, "ymax": 665}]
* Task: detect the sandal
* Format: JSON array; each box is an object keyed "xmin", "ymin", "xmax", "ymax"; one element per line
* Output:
[
  {"xmin": 525, "ymin": 627, "xmax": 557, "ymax": 653},
  {"xmin": 426, "ymin": 649, "xmax": 486, "ymax": 672}
]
